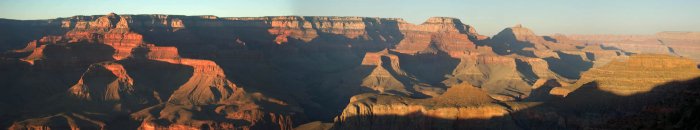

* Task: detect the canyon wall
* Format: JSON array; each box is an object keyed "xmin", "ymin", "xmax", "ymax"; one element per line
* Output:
[{"xmin": 1, "ymin": 13, "xmax": 699, "ymax": 130}]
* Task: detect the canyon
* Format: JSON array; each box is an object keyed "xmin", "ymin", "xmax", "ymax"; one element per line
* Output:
[{"xmin": 0, "ymin": 13, "xmax": 699, "ymax": 130}]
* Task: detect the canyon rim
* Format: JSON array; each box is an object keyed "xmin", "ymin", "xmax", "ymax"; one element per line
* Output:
[{"xmin": 1, "ymin": 1, "xmax": 700, "ymax": 130}]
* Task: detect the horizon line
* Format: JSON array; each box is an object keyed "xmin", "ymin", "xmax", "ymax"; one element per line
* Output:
[{"xmin": 1, "ymin": 13, "xmax": 694, "ymax": 36}]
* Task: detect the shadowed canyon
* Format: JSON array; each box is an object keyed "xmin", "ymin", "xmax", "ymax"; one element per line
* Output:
[{"xmin": 1, "ymin": 13, "xmax": 700, "ymax": 130}]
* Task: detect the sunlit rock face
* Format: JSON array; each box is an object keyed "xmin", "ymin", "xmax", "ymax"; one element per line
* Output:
[
  {"xmin": 392, "ymin": 17, "xmax": 486, "ymax": 58},
  {"xmin": 2, "ymin": 13, "xmax": 700, "ymax": 130},
  {"xmin": 333, "ymin": 83, "xmax": 520, "ymax": 130},
  {"xmin": 568, "ymin": 54, "xmax": 700, "ymax": 96},
  {"xmin": 506, "ymin": 54, "xmax": 700, "ymax": 129}
]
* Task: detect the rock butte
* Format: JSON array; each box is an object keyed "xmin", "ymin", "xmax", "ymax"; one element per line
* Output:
[{"xmin": 0, "ymin": 13, "xmax": 698, "ymax": 130}]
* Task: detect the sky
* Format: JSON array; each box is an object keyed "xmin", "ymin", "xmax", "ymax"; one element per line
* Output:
[{"xmin": 1, "ymin": 0, "xmax": 698, "ymax": 35}]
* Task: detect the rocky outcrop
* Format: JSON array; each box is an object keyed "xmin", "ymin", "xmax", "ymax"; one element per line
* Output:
[
  {"xmin": 333, "ymin": 83, "xmax": 519, "ymax": 130},
  {"xmin": 69, "ymin": 62, "xmax": 137, "ymax": 107},
  {"xmin": 567, "ymin": 54, "xmax": 700, "ymax": 96},
  {"xmin": 358, "ymin": 50, "xmax": 411, "ymax": 95},
  {"xmin": 444, "ymin": 55, "xmax": 535, "ymax": 101},
  {"xmin": 489, "ymin": 25, "xmax": 578, "ymax": 57},
  {"xmin": 393, "ymin": 17, "xmax": 485, "ymax": 57},
  {"xmin": 505, "ymin": 54, "xmax": 700, "ymax": 129},
  {"xmin": 3, "ymin": 13, "xmax": 700, "ymax": 130}
]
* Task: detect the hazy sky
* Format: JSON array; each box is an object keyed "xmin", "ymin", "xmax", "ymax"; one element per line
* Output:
[{"xmin": 1, "ymin": 0, "xmax": 698, "ymax": 35}]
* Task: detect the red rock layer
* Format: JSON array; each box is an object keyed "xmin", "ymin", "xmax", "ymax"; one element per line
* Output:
[
  {"xmin": 8, "ymin": 13, "xmax": 299, "ymax": 130},
  {"xmin": 393, "ymin": 17, "xmax": 484, "ymax": 58}
]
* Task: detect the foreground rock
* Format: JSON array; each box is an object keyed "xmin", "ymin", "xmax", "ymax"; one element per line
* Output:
[{"xmin": 332, "ymin": 83, "xmax": 520, "ymax": 130}]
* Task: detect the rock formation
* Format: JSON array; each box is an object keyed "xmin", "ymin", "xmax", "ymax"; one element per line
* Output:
[
  {"xmin": 489, "ymin": 24, "xmax": 578, "ymax": 57},
  {"xmin": 1, "ymin": 13, "xmax": 699, "ymax": 130},
  {"xmin": 566, "ymin": 32, "xmax": 700, "ymax": 63},
  {"xmin": 567, "ymin": 54, "xmax": 700, "ymax": 96},
  {"xmin": 3, "ymin": 13, "xmax": 299, "ymax": 130},
  {"xmin": 333, "ymin": 83, "xmax": 519, "ymax": 130}
]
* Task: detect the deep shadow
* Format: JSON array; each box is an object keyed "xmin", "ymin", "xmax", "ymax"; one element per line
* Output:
[
  {"xmin": 487, "ymin": 28, "xmax": 537, "ymax": 57},
  {"xmin": 519, "ymin": 77, "xmax": 700, "ymax": 129},
  {"xmin": 393, "ymin": 45, "xmax": 460, "ymax": 88},
  {"xmin": 13, "ymin": 42, "xmax": 116, "ymax": 108},
  {"xmin": 543, "ymin": 51, "xmax": 593, "ymax": 79},
  {"xmin": 379, "ymin": 56, "xmax": 412, "ymax": 93},
  {"xmin": 0, "ymin": 58, "xmax": 31, "ymax": 128},
  {"xmin": 362, "ymin": 18, "xmax": 405, "ymax": 51},
  {"xmin": 600, "ymin": 44, "xmax": 623, "ymax": 51},
  {"xmin": 0, "ymin": 19, "xmax": 68, "ymax": 51},
  {"xmin": 119, "ymin": 58, "xmax": 194, "ymax": 104},
  {"xmin": 585, "ymin": 52, "xmax": 596, "ymax": 61},
  {"xmin": 523, "ymin": 79, "xmax": 563, "ymax": 102},
  {"xmin": 543, "ymin": 36, "xmax": 558, "ymax": 43},
  {"xmin": 515, "ymin": 59, "xmax": 539, "ymax": 84},
  {"xmin": 0, "ymin": 42, "xmax": 117, "ymax": 129},
  {"xmin": 304, "ymin": 65, "xmax": 376, "ymax": 122}
]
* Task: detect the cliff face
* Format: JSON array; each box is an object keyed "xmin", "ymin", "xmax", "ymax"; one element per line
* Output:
[
  {"xmin": 2, "ymin": 13, "xmax": 700, "ymax": 130},
  {"xmin": 392, "ymin": 17, "xmax": 486, "ymax": 58},
  {"xmin": 4, "ymin": 13, "xmax": 299, "ymax": 130}
]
